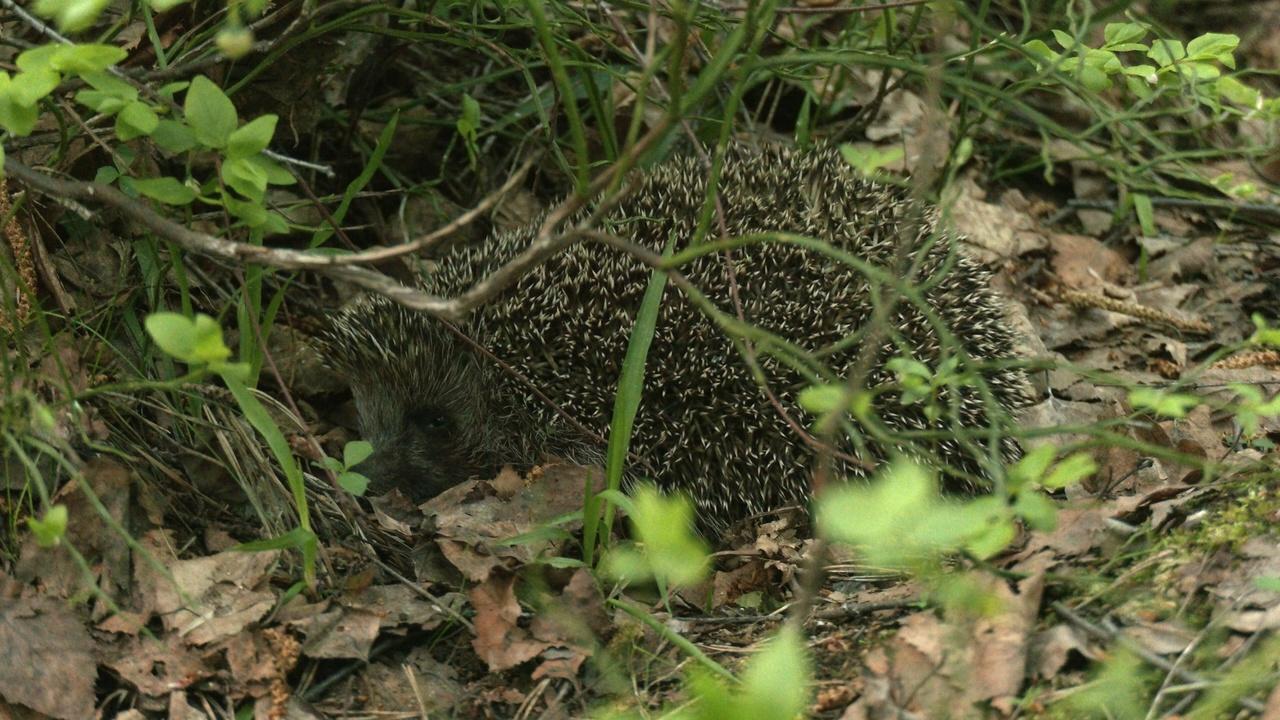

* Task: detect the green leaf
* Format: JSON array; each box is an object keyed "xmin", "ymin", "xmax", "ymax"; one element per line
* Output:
[
  {"xmin": 1023, "ymin": 39, "xmax": 1059, "ymax": 66},
  {"xmin": 1008, "ymin": 444, "xmax": 1056, "ymax": 492},
  {"xmin": 10, "ymin": 69, "xmax": 61, "ymax": 107},
  {"xmin": 1216, "ymin": 76, "xmax": 1262, "ymax": 108},
  {"xmin": 798, "ymin": 383, "xmax": 846, "ymax": 414},
  {"xmin": 221, "ymin": 156, "xmax": 268, "ymax": 201},
  {"xmin": 184, "ymin": 75, "xmax": 238, "ymax": 148},
  {"xmin": 839, "ymin": 143, "xmax": 903, "ymax": 175},
  {"xmin": 15, "ymin": 45, "xmax": 62, "ymax": 73},
  {"xmin": 1130, "ymin": 387, "xmax": 1200, "ymax": 418},
  {"xmin": 216, "ymin": 26, "xmax": 255, "ymax": 59},
  {"xmin": 739, "ymin": 626, "xmax": 811, "ymax": 720},
  {"xmin": 1187, "ymin": 32, "xmax": 1239, "ymax": 67},
  {"xmin": 82, "ymin": 71, "xmax": 137, "ymax": 98},
  {"xmin": 227, "ymin": 114, "xmax": 277, "ymax": 159},
  {"xmin": 32, "ymin": 0, "xmax": 110, "ymax": 33},
  {"xmin": 1078, "ymin": 65, "xmax": 1112, "ymax": 92},
  {"xmin": 0, "ymin": 74, "xmax": 39, "ymax": 136},
  {"xmin": 151, "ymin": 119, "xmax": 198, "ymax": 153},
  {"xmin": 144, "ymin": 312, "xmax": 231, "ymax": 364},
  {"xmin": 223, "ymin": 193, "xmax": 268, "ymax": 228},
  {"xmin": 51, "ymin": 44, "xmax": 127, "ymax": 74},
  {"xmin": 1147, "ymin": 39, "xmax": 1186, "ymax": 67},
  {"xmin": 250, "ymin": 155, "xmax": 294, "ymax": 186},
  {"xmin": 93, "ymin": 165, "xmax": 119, "ymax": 184},
  {"xmin": 27, "ymin": 505, "xmax": 68, "ymax": 547},
  {"xmin": 337, "ymin": 471, "xmax": 369, "ymax": 496},
  {"xmin": 1103, "ymin": 22, "xmax": 1147, "ymax": 48},
  {"xmin": 1014, "ymin": 491, "xmax": 1059, "ymax": 532},
  {"xmin": 1249, "ymin": 315, "xmax": 1280, "ymax": 347},
  {"xmin": 148, "ymin": 0, "xmax": 191, "ymax": 10},
  {"xmin": 1043, "ymin": 452, "xmax": 1097, "ymax": 489},
  {"xmin": 75, "ymin": 89, "xmax": 125, "ymax": 114},
  {"xmin": 1051, "ymin": 29, "xmax": 1078, "ymax": 51},
  {"xmin": 116, "ymin": 101, "xmax": 159, "ymax": 140},
  {"xmin": 343, "ymin": 440, "xmax": 373, "ymax": 468},
  {"xmin": 133, "ymin": 176, "xmax": 196, "ymax": 205},
  {"xmin": 605, "ymin": 484, "xmax": 709, "ymax": 586},
  {"xmin": 1132, "ymin": 193, "xmax": 1155, "ymax": 236},
  {"xmin": 157, "ymin": 81, "xmax": 189, "ymax": 99}
]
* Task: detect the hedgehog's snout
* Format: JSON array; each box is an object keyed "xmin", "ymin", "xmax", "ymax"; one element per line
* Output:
[{"xmin": 351, "ymin": 390, "xmax": 484, "ymax": 503}]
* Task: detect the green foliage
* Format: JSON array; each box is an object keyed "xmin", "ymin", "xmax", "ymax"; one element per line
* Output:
[
  {"xmin": 144, "ymin": 312, "xmax": 317, "ymax": 587},
  {"xmin": 1025, "ymin": 24, "xmax": 1255, "ymax": 106},
  {"xmin": 1063, "ymin": 649, "xmax": 1150, "ymax": 720},
  {"xmin": 818, "ymin": 450, "xmax": 1095, "ymax": 569},
  {"xmin": 602, "ymin": 485, "xmax": 710, "ymax": 588},
  {"xmin": 1128, "ymin": 387, "xmax": 1201, "ymax": 418},
  {"xmin": 26, "ymin": 504, "xmax": 68, "ymax": 548},
  {"xmin": 668, "ymin": 626, "xmax": 812, "ymax": 720},
  {"xmin": 318, "ymin": 440, "xmax": 373, "ymax": 496},
  {"xmin": 1249, "ymin": 315, "xmax": 1280, "ymax": 347}
]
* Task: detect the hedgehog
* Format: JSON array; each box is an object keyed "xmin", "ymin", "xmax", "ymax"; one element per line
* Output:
[{"xmin": 320, "ymin": 141, "xmax": 1034, "ymax": 536}]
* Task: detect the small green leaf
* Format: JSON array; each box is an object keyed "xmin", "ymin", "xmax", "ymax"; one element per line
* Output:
[
  {"xmin": 75, "ymin": 89, "xmax": 125, "ymax": 114},
  {"xmin": 1051, "ymin": 29, "xmax": 1078, "ymax": 51},
  {"xmin": 1249, "ymin": 315, "xmax": 1280, "ymax": 347},
  {"xmin": 15, "ymin": 45, "xmax": 62, "ymax": 73},
  {"xmin": 1186, "ymin": 32, "xmax": 1239, "ymax": 67},
  {"xmin": 1008, "ymin": 444, "xmax": 1057, "ymax": 491},
  {"xmin": 32, "ymin": 0, "xmax": 110, "ymax": 33},
  {"xmin": 116, "ymin": 101, "xmax": 159, "ymax": 140},
  {"xmin": 1103, "ymin": 22, "xmax": 1147, "ymax": 48},
  {"xmin": 1130, "ymin": 387, "xmax": 1200, "ymax": 418},
  {"xmin": 1023, "ymin": 39, "xmax": 1059, "ymax": 66},
  {"xmin": 9, "ymin": 69, "xmax": 61, "ymax": 107},
  {"xmin": 1014, "ymin": 491, "xmax": 1059, "ymax": 532},
  {"xmin": 82, "ymin": 71, "xmax": 137, "ymax": 99},
  {"xmin": 798, "ymin": 383, "xmax": 846, "ymax": 415},
  {"xmin": 223, "ymin": 193, "xmax": 268, "ymax": 228},
  {"xmin": 227, "ymin": 114, "xmax": 277, "ymax": 159},
  {"xmin": 0, "ymin": 74, "xmax": 39, "ymax": 136},
  {"xmin": 151, "ymin": 119, "xmax": 198, "ymax": 153},
  {"xmin": 1042, "ymin": 452, "xmax": 1097, "ymax": 489},
  {"xmin": 216, "ymin": 25, "xmax": 255, "ymax": 59},
  {"xmin": 1132, "ymin": 193, "xmax": 1155, "ymax": 236},
  {"xmin": 221, "ymin": 156, "xmax": 268, "ymax": 201},
  {"xmin": 184, "ymin": 75, "xmax": 238, "ymax": 148},
  {"xmin": 839, "ymin": 143, "xmax": 903, "ymax": 175},
  {"xmin": 27, "ymin": 505, "xmax": 68, "ymax": 547},
  {"xmin": 739, "ymin": 626, "xmax": 811, "ymax": 720},
  {"xmin": 133, "ymin": 176, "xmax": 196, "ymax": 205},
  {"xmin": 1216, "ymin": 76, "xmax": 1262, "ymax": 108},
  {"xmin": 337, "ymin": 471, "xmax": 369, "ymax": 496},
  {"xmin": 1147, "ymin": 39, "xmax": 1186, "ymax": 67},
  {"xmin": 144, "ymin": 311, "xmax": 231, "ymax": 364},
  {"xmin": 51, "ymin": 44, "xmax": 127, "ymax": 74},
  {"xmin": 1078, "ymin": 65, "xmax": 1112, "ymax": 92},
  {"xmin": 93, "ymin": 165, "xmax": 119, "ymax": 184},
  {"xmin": 253, "ymin": 156, "xmax": 294, "ymax": 186},
  {"xmin": 343, "ymin": 440, "xmax": 373, "ymax": 468}
]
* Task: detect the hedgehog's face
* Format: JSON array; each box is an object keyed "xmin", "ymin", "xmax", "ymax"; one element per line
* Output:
[
  {"xmin": 348, "ymin": 383, "xmax": 488, "ymax": 503},
  {"xmin": 319, "ymin": 298, "xmax": 496, "ymax": 503}
]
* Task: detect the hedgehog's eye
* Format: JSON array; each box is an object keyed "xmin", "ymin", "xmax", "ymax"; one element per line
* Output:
[{"xmin": 407, "ymin": 407, "xmax": 452, "ymax": 432}]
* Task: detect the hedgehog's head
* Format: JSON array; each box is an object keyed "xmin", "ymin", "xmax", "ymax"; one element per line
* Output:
[{"xmin": 317, "ymin": 297, "xmax": 494, "ymax": 503}]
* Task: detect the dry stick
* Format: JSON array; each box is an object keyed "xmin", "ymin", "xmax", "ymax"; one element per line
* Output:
[
  {"xmin": 1058, "ymin": 287, "xmax": 1212, "ymax": 335},
  {"xmin": 5, "ymin": 159, "xmax": 468, "ymax": 320}
]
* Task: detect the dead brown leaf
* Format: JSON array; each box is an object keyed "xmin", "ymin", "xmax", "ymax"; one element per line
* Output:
[
  {"xmin": 0, "ymin": 596, "xmax": 96, "ymax": 720},
  {"xmin": 470, "ymin": 571, "xmax": 551, "ymax": 672}
]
